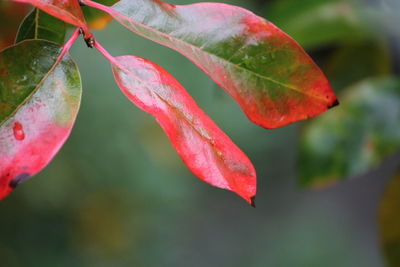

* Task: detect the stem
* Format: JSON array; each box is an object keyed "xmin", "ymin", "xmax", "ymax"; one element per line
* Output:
[
  {"xmin": 94, "ymin": 41, "xmax": 117, "ymax": 64},
  {"xmin": 60, "ymin": 28, "xmax": 81, "ymax": 58}
]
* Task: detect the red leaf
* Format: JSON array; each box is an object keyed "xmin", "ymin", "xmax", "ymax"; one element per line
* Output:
[
  {"xmin": 12, "ymin": 0, "xmax": 88, "ymax": 32},
  {"xmin": 84, "ymin": 0, "xmax": 338, "ymax": 129},
  {"xmin": 98, "ymin": 43, "xmax": 256, "ymax": 203}
]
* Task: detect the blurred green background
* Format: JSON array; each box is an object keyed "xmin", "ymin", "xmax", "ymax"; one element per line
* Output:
[{"xmin": 1, "ymin": 0, "xmax": 400, "ymax": 266}]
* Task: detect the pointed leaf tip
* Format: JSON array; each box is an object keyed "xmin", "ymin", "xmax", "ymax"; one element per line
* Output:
[
  {"xmin": 8, "ymin": 173, "xmax": 31, "ymax": 189},
  {"xmin": 328, "ymin": 99, "xmax": 340, "ymax": 109},
  {"xmin": 109, "ymin": 54, "xmax": 256, "ymax": 202},
  {"xmin": 250, "ymin": 196, "xmax": 256, "ymax": 208}
]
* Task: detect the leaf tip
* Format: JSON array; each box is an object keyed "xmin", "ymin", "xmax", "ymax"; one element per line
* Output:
[
  {"xmin": 9, "ymin": 173, "xmax": 31, "ymax": 189},
  {"xmin": 328, "ymin": 99, "xmax": 340, "ymax": 109},
  {"xmin": 250, "ymin": 196, "xmax": 256, "ymax": 208}
]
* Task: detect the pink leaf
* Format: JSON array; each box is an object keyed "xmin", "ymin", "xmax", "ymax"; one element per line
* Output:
[{"xmin": 97, "ymin": 43, "xmax": 256, "ymax": 204}]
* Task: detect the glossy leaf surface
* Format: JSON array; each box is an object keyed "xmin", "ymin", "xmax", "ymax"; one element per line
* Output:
[
  {"xmin": 110, "ymin": 54, "xmax": 256, "ymax": 203},
  {"xmin": 0, "ymin": 40, "xmax": 82, "ymax": 199},
  {"xmin": 94, "ymin": 0, "xmax": 337, "ymax": 129},
  {"xmin": 16, "ymin": 8, "xmax": 67, "ymax": 44},
  {"xmin": 380, "ymin": 171, "xmax": 400, "ymax": 267},
  {"xmin": 299, "ymin": 78, "xmax": 400, "ymax": 188},
  {"xmin": 12, "ymin": 0, "xmax": 87, "ymax": 30}
]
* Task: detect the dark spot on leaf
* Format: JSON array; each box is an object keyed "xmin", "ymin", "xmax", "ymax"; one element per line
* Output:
[
  {"xmin": 328, "ymin": 99, "xmax": 340, "ymax": 109},
  {"xmin": 9, "ymin": 173, "xmax": 31, "ymax": 189},
  {"xmin": 0, "ymin": 68, "xmax": 8, "ymax": 75}
]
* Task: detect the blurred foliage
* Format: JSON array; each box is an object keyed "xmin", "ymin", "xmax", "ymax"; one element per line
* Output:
[
  {"xmin": 1, "ymin": 0, "xmax": 400, "ymax": 266},
  {"xmin": 380, "ymin": 171, "xmax": 400, "ymax": 267},
  {"xmin": 268, "ymin": 1, "xmax": 400, "ymax": 265},
  {"xmin": 82, "ymin": 0, "xmax": 119, "ymax": 30},
  {"xmin": 299, "ymin": 77, "xmax": 400, "ymax": 188},
  {"xmin": 267, "ymin": 0, "xmax": 370, "ymax": 50},
  {"xmin": 269, "ymin": 0, "xmax": 400, "ymax": 187},
  {"xmin": 323, "ymin": 40, "xmax": 391, "ymax": 91}
]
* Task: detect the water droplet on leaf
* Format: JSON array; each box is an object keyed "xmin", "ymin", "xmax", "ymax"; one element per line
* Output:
[{"xmin": 13, "ymin": 122, "xmax": 25, "ymax": 140}]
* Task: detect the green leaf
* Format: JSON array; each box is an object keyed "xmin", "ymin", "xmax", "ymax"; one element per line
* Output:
[
  {"xmin": 15, "ymin": 8, "xmax": 66, "ymax": 44},
  {"xmin": 267, "ymin": 0, "xmax": 369, "ymax": 49},
  {"xmin": 298, "ymin": 77, "xmax": 400, "ymax": 188},
  {"xmin": 379, "ymin": 171, "xmax": 400, "ymax": 267},
  {"xmin": 0, "ymin": 40, "xmax": 82, "ymax": 199}
]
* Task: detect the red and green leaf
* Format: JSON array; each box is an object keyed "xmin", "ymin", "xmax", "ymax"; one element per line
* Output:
[
  {"xmin": 12, "ymin": 0, "xmax": 89, "ymax": 34},
  {"xmin": 96, "ymin": 43, "xmax": 256, "ymax": 204},
  {"xmin": 298, "ymin": 77, "xmax": 400, "ymax": 188},
  {"xmin": 16, "ymin": 8, "xmax": 67, "ymax": 44},
  {"xmin": 0, "ymin": 39, "xmax": 82, "ymax": 199},
  {"xmin": 84, "ymin": 0, "xmax": 337, "ymax": 129}
]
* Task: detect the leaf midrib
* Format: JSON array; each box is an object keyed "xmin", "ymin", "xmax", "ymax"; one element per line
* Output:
[
  {"xmin": 118, "ymin": 64, "xmax": 237, "ymax": 187},
  {"xmin": 34, "ymin": 9, "xmax": 39, "ymax": 38},
  {"xmin": 115, "ymin": 59, "xmax": 256, "ymax": 188},
  {"xmin": 112, "ymin": 5, "xmax": 329, "ymax": 103},
  {"xmin": 116, "ymin": 62, "xmax": 214, "ymax": 145}
]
